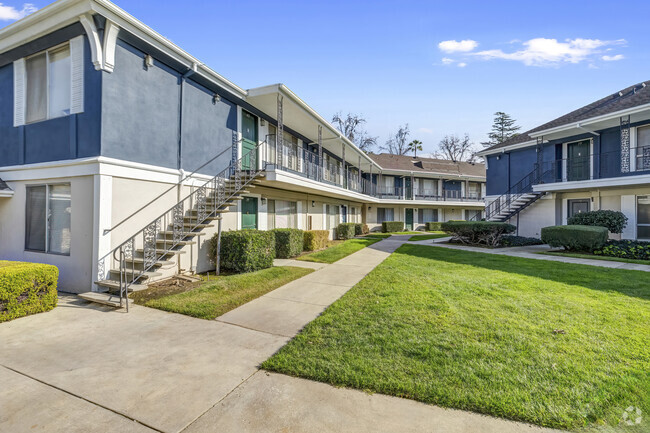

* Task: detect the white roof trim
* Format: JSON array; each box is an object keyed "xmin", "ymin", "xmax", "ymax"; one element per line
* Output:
[
  {"xmin": 247, "ymin": 83, "xmax": 381, "ymax": 169},
  {"xmin": 0, "ymin": 0, "xmax": 247, "ymax": 98},
  {"xmin": 476, "ymin": 139, "xmax": 538, "ymax": 156},
  {"xmin": 377, "ymin": 167, "xmax": 485, "ymax": 181}
]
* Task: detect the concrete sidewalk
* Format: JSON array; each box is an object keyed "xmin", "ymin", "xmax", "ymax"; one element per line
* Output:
[
  {"xmin": 0, "ymin": 236, "xmax": 559, "ymax": 433},
  {"xmin": 408, "ymin": 237, "xmax": 650, "ymax": 272}
]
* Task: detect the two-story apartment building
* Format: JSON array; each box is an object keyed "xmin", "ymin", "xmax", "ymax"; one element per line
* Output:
[
  {"xmin": 0, "ymin": 0, "xmax": 484, "ymax": 303},
  {"xmin": 478, "ymin": 81, "xmax": 650, "ymax": 240}
]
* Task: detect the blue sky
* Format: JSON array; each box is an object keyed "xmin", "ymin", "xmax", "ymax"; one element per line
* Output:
[{"xmin": 3, "ymin": 0, "xmax": 650, "ymax": 155}]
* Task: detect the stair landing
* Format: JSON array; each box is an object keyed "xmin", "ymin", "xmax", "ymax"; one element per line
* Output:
[{"xmin": 78, "ymin": 292, "xmax": 123, "ymax": 308}]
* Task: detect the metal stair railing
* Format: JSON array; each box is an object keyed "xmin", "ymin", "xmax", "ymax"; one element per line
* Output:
[
  {"xmin": 97, "ymin": 139, "xmax": 268, "ymax": 311},
  {"xmin": 476, "ymin": 165, "xmax": 550, "ymax": 222}
]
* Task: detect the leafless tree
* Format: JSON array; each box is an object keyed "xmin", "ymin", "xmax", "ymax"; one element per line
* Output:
[
  {"xmin": 437, "ymin": 134, "xmax": 477, "ymax": 162},
  {"xmin": 382, "ymin": 124, "xmax": 410, "ymax": 155},
  {"xmin": 331, "ymin": 112, "xmax": 378, "ymax": 152}
]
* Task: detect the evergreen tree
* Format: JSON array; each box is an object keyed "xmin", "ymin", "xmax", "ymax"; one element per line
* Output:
[{"xmin": 481, "ymin": 112, "xmax": 520, "ymax": 148}]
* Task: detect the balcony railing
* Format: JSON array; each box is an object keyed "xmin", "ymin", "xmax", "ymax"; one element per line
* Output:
[{"xmin": 263, "ymin": 136, "xmax": 483, "ymax": 202}]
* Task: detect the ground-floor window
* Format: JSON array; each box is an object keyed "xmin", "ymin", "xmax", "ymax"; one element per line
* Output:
[
  {"xmin": 377, "ymin": 207, "xmax": 394, "ymax": 223},
  {"xmin": 418, "ymin": 208, "xmax": 437, "ymax": 223},
  {"xmin": 637, "ymin": 196, "xmax": 650, "ymax": 240},
  {"xmin": 326, "ymin": 204, "xmax": 339, "ymax": 229},
  {"xmin": 267, "ymin": 199, "xmax": 298, "ymax": 229},
  {"xmin": 567, "ymin": 199, "xmax": 590, "ymax": 219},
  {"xmin": 25, "ymin": 183, "xmax": 71, "ymax": 255},
  {"xmin": 465, "ymin": 209, "xmax": 482, "ymax": 221}
]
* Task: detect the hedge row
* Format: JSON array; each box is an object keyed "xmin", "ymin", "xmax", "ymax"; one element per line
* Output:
[
  {"xmin": 382, "ymin": 221, "xmax": 404, "ymax": 233},
  {"xmin": 541, "ymin": 225, "xmax": 608, "ymax": 252},
  {"xmin": 211, "ymin": 230, "xmax": 275, "ymax": 273},
  {"xmin": 0, "ymin": 261, "xmax": 58, "ymax": 323},
  {"xmin": 441, "ymin": 221, "xmax": 515, "ymax": 247},
  {"xmin": 425, "ymin": 222, "xmax": 442, "ymax": 231},
  {"xmin": 272, "ymin": 228, "xmax": 304, "ymax": 258},
  {"xmin": 337, "ymin": 223, "xmax": 356, "ymax": 240},
  {"xmin": 567, "ymin": 210, "xmax": 628, "ymax": 234},
  {"xmin": 304, "ymin": 230, "xmax": 330, "ymax": 251}
]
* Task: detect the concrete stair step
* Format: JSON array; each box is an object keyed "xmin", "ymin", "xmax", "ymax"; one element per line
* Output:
[
  {"xmin": 94, "ymin": 279, "xmax": 148, "ymax": 292},
  {"xmin": 123, "ymin": 258, "xmax": 174, "ymax": 266},
  {"xmin": 135, "ymin": 248, "xmax": 186, "ymax": 256},
  {"xmin": 78, "ymin": 292, "xmax": 123, "ymax": 308},
  {"xmin": 155, "ymin": 239, "xmax": 196, "ymax": 246},
  {"xmin": 108, "ymin": 269, "xmax": 162, "ymax": 280}
]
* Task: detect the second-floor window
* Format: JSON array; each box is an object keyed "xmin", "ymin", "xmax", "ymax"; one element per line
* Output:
[
  {"xmin": 636, "ymin": 126, "xmax": 650, "ymax": 171},
  {"xmin": 14, "ymin": 36, "xmax": 84, "ymax": 127},
  {"xmin": 26, "ymin": 44, "xmax": 71, "ymax": 123}
]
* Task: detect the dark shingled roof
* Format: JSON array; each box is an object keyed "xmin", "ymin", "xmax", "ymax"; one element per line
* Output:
[
  {"xmin": 368, "ymin": 153, "xmax": 485, "ymax": 178},
  {"xmin": 484, "ymin": 80, "xmax": 650, "ymax": 152}
]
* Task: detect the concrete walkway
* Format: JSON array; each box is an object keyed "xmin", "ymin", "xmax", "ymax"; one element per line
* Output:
[
  {"xmin": 0, "ymin": 236, "xmax": 557, "ymax": 433},
  {"xmin": 408, "ymin": 237, "xmax": 650, "ymax": 272}
]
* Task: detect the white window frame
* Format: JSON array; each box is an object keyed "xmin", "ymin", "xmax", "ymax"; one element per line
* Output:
[
  {"xmin": 637, "ymin": 195, "xmax": 650, "ymax": 241},
  {"xmin": 14, "ymin": 37, "xmax": 84, "ymax": 127},
  {"xmin": 25, "ymin": 182, "xmax": 72, "ymax": 256}
]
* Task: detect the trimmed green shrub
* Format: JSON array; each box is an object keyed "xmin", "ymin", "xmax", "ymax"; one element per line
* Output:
[
  {"xmin": 210, "ymin": 230, "xmax": 275, "ymax": 273},
  {"xmin": 354, "ymin": 223, "xmax": 369, "ymax": 236},
  {"xmin": 594, "ymin": 239, "xmax": 650, "ymax": 260},
  {"xmin": 567, "ymin": 210, "xmax": 628, "ymax": 234},
  {"xmin": 541, "ymin": 225, "xmax": 608, "ymax": 252},
  {"xmin": 441, "ymin": 221, "xmax": 516, "ymax": 247},
  {"xmin": 425, "ymin": 222, "xmax": 442, "ymax": 231},
  {"xmin": 382, "ymin": 221, "xmax": 404, "ymax": 233},
  {"xmin": 337, "ymin": 223, "xmax": 356, "ymax": 240},
  {"xmin": 499, "ymin": 235, "xmax": 543, "ymax": 247},
  {"xmin": 272, "ymin": 228, "xmax": 304, "ymax": 258},
  {"xmin": 304, "ymin": 230, "xmax": 329, "ymax": 251},
  {"xmin": 0, "ymin": 261, "xmax": 58, "ymax": 323}
]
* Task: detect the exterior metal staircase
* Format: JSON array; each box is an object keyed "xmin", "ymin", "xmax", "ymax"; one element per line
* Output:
[
  {"xmin": 78, "ymin": 141, "xmax": 266, "ymax": 309},
  {"xmin": 484, "ymin": 166, "xmax": 551, "ymax": 222}
]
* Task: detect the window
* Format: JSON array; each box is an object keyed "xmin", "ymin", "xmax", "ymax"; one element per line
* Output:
[
  {"xmin": 325, "ymin": 204, "xmax": 339, "ymax": 229},
  {"xmin": 14, "ymin": 37, "xmax": 83, "ymax": 127},
  {"xmin": 418, "ymin": 208, "xmax": 437, "ymax": 223},
  {"xmin": 376, "ymin": 207, "xmax": 394, "ymax": 224},
  {"xmin": 637, "ymin": 196, "xmax": 650, "ymax": 240},
  {"xmin": 567, "ymin": 199, "xmax": 590, "ymax": 219},
  {"xmin": 25, "ymin": 44, "xmax": 71, "ymax": 123},
  {"xmin": 267, "ymin": 199, "xmax": 298, "ymax": 229},
  {"xmin": 25, "ymin": 184, "xmax": 71, "ymax": 255},
  {"xmin": 466, "ymin": 209, "xmax": 482, "ymax": 221},
  {"xmin": 636, "ymin": 126, "xmax": 650, "ymax": 171}
]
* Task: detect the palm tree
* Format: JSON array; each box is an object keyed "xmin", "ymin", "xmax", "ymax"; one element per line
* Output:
[{"xmin": 407, "ymin": 139, "xmax": 423, "ymax": 158}]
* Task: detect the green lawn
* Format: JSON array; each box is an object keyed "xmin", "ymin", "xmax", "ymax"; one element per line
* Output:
[
  {"xmin": 297, "ymin": 237, "xmax": 384, "ymax": 263},
  {"xmin": 408, "ymin": 232, "xmax": 449, "ymax": 241},
  {"xmin": 263, "ymin": 245, "xmax": 650, "ymax": 431},
  {"xmin": 540, "ymin": 250, "xmax": 650, "ymax": 266},
  {"xmin": 131, "ymin": 266, "xmax": 313, "ymax": 319}
]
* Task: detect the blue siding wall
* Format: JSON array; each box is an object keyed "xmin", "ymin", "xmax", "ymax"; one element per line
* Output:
[
  {"xmin": 486, "ymin": 154, "xmax": 508, "ymax": 196},
  {"xmin": 101, "ymin": 39, "xmax": 238, "ymax": 174},
  {"xmin": 0, "ymin": 35, "xmax": 101, "ymax": 168},
  {"xmin": 101, "ymin": 40, "xmax": 182, "ymax": 169},
  {"xmin": 509, "ymin": 147, "xmax": 537, "ymax": 188}
]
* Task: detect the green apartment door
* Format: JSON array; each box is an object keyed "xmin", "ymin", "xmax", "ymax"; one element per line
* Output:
[
  {"xmin": 241, "ymin": 111, "xmax": 258, "ymax": 170},
  {"xmin": 405, "ymin": 208, "xmax": 414, "ymax": 231},
  {"xmin": 241, "ymin": 197, "xmax": 258, "ymax": 229},
  {"xmin": 567, "ymin": 140, "xmax": 590, "ymax": 181}
]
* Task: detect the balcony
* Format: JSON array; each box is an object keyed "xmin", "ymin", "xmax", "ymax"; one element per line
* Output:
[{"xmin": 263, "ymin": 138, "xmax": 483, "ymax": 202}]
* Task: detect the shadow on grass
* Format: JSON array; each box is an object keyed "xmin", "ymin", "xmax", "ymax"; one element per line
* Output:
[{"xmin": 395, "ymin": 243, "xmax": 650, "ymax": 301}]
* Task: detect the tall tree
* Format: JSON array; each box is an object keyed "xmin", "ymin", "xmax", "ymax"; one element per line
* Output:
[
  {"xmin": 481, "ymin": 111, "xmax": 520, "ymax": 148},
  {"xmin": 382, "ymin": 124, "xmax": 410, "ymax": 155},
  {"xmin": 407, "ymin": 139, "xmax": 423, "ymax": 158},
  {"xmin": 331, "ymin": 112, "xmax": 378, "ymax": 152},
  {"xmin": 438, "ymin": 134, "xmax": 477, "ymax": 162}
]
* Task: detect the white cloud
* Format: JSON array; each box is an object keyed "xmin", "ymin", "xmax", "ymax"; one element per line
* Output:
[
  {"xmin": 602, "ymin": 54, "xmax": 624, "ymax": 61},
  {"xmin": 417, "ymin": 127, "xmax": 433, "ymax": 134},
  {"xmin": 0, "ymin": 3, "xmax": 37, "ymax": 21},
  {"xmin": 441, "ymin": 57, "xmax": 455, "ymax": 65},
  {"xmin": 457, "ymin": 62, "xmax": 467, "ymax": 68},
  {"xmin": 438, "ymin": 39, "xmax": 478, "ymax": 53},
  {"xmin": 472, "ymin": 38, "xmax": 626, "ymax": 66}
]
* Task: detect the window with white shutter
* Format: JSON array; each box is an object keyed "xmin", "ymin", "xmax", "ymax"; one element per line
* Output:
[{"xmin": 13, "ymin": 39, "xmax": 84, "ymax": 126}]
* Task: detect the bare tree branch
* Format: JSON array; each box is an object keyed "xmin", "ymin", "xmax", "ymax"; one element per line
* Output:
[
  {"xmin": 331, "ymin": 112, "xmax": 378, "ymax": 152},
  {"xmin": 381, "ymin": 124, "xmax": 410, "ymax": 155},
  {"xmin": 437, "ymin": 134, "xmax": 478, "ymax": 162}
]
